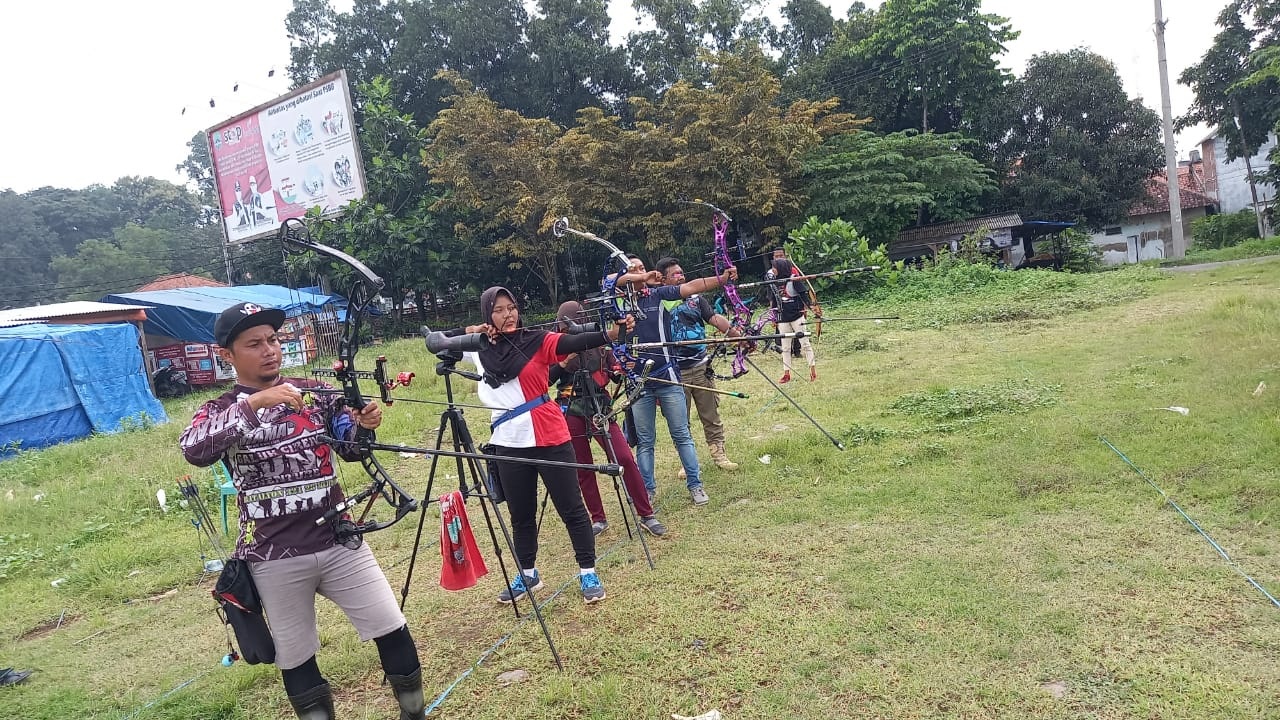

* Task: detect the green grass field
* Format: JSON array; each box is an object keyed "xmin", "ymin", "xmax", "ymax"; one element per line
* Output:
[{"xmin": 2, "ymin": 260, "xmax": 1279, "ymax": 719}]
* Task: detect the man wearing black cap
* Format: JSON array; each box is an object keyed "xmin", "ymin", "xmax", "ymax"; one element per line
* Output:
[{"xmin": 180, "ymin": 302, "xmax": 427, "ymax": 720}]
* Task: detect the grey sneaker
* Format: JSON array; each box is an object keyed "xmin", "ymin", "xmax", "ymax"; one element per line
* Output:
[
  {"xmin": 591, "ymin": 520, "xmax": 608, "ymax": 536},
  {"xmin": 639, "ymin": 515, "xmax": 667, "ymax": 536},
  {"xmin": 498, "ymin": 570, "xmax": 543, "ymax": 604},
  {"xmin": 580, "ymin": 571, "xmax": 606, "ymax": 604},
  {"xmin": 690, "ymin": 485, "xmax": 709, "ymax": 505}
]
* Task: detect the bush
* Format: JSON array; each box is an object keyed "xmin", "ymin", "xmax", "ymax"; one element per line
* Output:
[
  {"xmin": 1052, "ymin": 227, "xmax": 1103, "ymax": 273},
  {"xmin": 785, "ymin": 216, "xmax": 897, "ymax": 293},
  {"xmin": 1191, "ymin": 210, "xmax": 1260, "ymax": 250}
]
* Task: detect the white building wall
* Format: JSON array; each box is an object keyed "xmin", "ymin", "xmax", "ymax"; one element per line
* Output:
[
  {"xmin": 1090, "ymin": 207, "xmax": 1209, "ymax": 265},
  {"xmin": 1212, "ymin": 133, "xmax": 1276, "ymax": 215}
]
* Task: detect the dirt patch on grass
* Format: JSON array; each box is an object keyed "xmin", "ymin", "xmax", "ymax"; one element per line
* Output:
[{"xmin": 20, "ymin": 611, "xmax": 81, "ymax": 641}]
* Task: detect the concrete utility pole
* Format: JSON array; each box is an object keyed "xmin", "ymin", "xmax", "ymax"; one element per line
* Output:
[{"xmin": 1154, "ymin": 0, "xmax": 1186, "ymax": 258}]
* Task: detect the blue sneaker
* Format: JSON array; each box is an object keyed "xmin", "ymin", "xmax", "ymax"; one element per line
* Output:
[
  {"xmin": 580, "ymin": 571, "xmax": 606, "ymax": 604},
  {"xmin": 498, "ymin": 570, "xmax": 543, "ymax": 604}
]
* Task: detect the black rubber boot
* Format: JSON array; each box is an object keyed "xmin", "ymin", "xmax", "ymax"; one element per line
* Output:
[
  {"xmin": 288, "ymin": 682, "xmax": 335, "ymax": 720},
  {"xmin": 386, "ymin": 668, "xmax": 426, "ymax": 720}
]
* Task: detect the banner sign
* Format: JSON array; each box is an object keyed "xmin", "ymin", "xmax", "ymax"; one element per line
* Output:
[{"xmin": 207, "ymin": 70, "xmax": 367, "ymax": 244}]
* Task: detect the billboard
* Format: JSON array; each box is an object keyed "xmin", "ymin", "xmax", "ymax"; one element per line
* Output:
[{"xmin": 207, "ymin": 71, "xmax": 367, "ymax": 244}]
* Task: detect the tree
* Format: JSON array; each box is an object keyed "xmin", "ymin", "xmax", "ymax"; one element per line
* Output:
[
  {"xmin": 1177, "ymin": 1, "xmax": 1280, "ymax": 162},
  {"xmin": 305, "ymin": 77, "xmax": 471, "ymax": 324},
  {"xmin": 625, "ymin": 0, "xmax": 772, "ymax": 93},
  {"xmin": 285, "ymin": 0, "xmax": 340, "ymax": 84},
  {"xmin": 1000, "ymin": 50, "xmax": 1164, "ymax": 230},
  {"xmin": 427, "ymin": 72, "xmax": 571, "ymax": 304},
  {"xmin": 48, "ymin": 225, "xmax": 173, "ymax": 302},
  {"xmin": 523, "ymin": 0, "xmax": 636, "ymax": 126},
  {"xmin": 615, "ymin": 51, "xmax": 860, "ymax": 249},
  {"xmin": 770, "ymin": 0, "xmax": 836, "ymax": 77},
  {"xmin": 0, "ymin": 191, "xmax": 60, "ymax": 309},
  {"xmin": 22, "ymin": 185, "xmax": 125, "ymax": 256},
  {"xmin": 427, "ymin": 53, "xmax": 859, "ymax": 304},
  {"xmin": 176, "ymin": 132, "xmax": 217, "ymax": 201},
  {"xmin": 802, "ymin": 130, "xmax": 995, "ymax": 246},
  {"xmin": 778, "ymin": 3, "xmax": 878, "ymax": 104},
  {"xmin": 285, "ymin": 0, "xmax": 639, "ymax": 128},
  {"xmin": 800, "ymin": 0, "xmax": 1015, "ymax": 141},
  {"xmin": 110, "ymin": 177, "xmax": 204, "ymax": 229},
  {"xmin": 547, "ymin": 50, "xmax": 859, "ymax": 261}
]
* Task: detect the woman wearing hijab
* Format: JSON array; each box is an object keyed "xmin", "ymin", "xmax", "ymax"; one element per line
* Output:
[
  {"xmin": 465, "ymin": 286, "xmax": 634, "ymax": 604},
  {"xmin": 769, "ymin": 258, "xmax": 817, "ymax": 383},
  {"xmin": 549, "ymin": 300, "xmax": 666, "ymax": 539}
]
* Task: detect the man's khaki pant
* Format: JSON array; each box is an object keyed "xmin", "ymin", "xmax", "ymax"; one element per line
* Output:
[{"xmin": 680, "ymin": 365, "xmax": 725, "ymax": 446}]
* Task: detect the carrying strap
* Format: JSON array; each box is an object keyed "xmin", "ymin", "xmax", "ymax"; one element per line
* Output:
[{"xmin": 490, "ymin": 394, "xmax": 552, "ymax": 430}]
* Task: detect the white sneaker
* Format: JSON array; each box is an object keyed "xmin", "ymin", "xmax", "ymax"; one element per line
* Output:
[{"xmin": 690, "ymin": 485, "xmax": 709, "ymax": 505}]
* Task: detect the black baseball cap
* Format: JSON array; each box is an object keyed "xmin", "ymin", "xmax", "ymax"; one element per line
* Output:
[{"xmin": 214, "ymin": 302, "xmax": 286, "ymax": 348}]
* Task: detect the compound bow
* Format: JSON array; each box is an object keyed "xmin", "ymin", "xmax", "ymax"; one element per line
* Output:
[
  {"xmin": 551, "ymin": 217, "xmax": 652, "ymax": 401},
  {"xmin": 681, "ymin": 199, "xmax": 759, "ymax": 381},
  {"xmin": 278, "ymin": 217, "xmax": 420, "ymax": 542}
]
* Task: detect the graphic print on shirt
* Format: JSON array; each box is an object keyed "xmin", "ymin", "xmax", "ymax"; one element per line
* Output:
[
  {"xmin": 665, "ymin": 296, "xmax": 707, "ymax": 357},
  {"xmin": 233, "ymin": 404, "xmax": 340, "ymax": 520}
]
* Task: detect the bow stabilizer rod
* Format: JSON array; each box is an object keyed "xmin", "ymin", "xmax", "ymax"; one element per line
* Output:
[{"xmin": 735, "ymin": 266, "xmax": 880, "ymax": 289}]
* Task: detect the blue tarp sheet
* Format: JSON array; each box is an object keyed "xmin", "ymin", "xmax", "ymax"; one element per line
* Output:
[
  {"xmin": 103, "ymin": 285, "xmax": 344, "ymax": 344},
  {"xmin": 0, "ymin": 323, "xmax": 167, "ymax": 457}
]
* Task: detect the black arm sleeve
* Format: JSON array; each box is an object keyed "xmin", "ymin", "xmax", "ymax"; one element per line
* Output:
[{"xmin": 554, "ymin": 331, "xmax": 611, "ymax": 354}]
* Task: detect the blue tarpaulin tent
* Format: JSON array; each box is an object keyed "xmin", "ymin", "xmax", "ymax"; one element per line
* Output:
[
  {"xmin": 102, "ymin": 285, "xmax": 345, "ymax": 344},
  {"xmin": 0, "ymin": 323, "xmax": 166, "ymax": 457}
]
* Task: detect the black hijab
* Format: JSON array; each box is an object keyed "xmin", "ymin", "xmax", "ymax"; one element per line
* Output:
[{"xmin": 477, "ymin": 286, "xmax": 549, "ymax": 388}]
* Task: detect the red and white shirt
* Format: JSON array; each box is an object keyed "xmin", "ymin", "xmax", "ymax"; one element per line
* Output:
[{"xmin": 466, "ymin": 333, "xmax": 570, "ymax": 448}]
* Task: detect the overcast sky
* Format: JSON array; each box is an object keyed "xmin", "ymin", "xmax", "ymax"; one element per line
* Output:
[{"xmin": 0, "ymin": 0, "xmax": 1232, "ymax": 193}]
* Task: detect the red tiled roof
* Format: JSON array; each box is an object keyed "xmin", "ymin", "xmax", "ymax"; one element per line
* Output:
[
  {"xmin": 1130, "ymin": 172, "xmax": 1217, "ymax": 216},
  {"xmin": 136, "ymin": 273, "xmax": 227, "ymax": 291}
]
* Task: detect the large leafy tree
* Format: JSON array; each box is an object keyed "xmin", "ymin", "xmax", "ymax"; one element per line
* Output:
[
  {"xmin": 48, "ymin": 225, "xmax": 175, "ymax": 303},
  {"xmin": 286, "ymin": 0, "xmax": 635, "ymax": 127},
  {"xmin": 22, "ymin": 185, "xmax": 125, "ymax": 257},
  {"xmin": 1236, "ymin": 1, "xmax": 1280, "ymax": 195},
  {"xmin": 769, "ymin": 0, "xmax": 836, "ymax": 78},
  {"xmin": 427, "ymin": 72, "xmax": 571, "ymax": 303},
  {"xmin": 2, "ymin": 179, "xmax": 223, "ymax": 307},
  {"xmin": 428, "ymin": 52, "xmax": 859, "ymax": 304},
  {"xmin": 625, "ymin": 0, "xmax": 773, "ymax": 93},
  {"xmin": 999, "ymin": 50, "xmax": 1164, "ymax": 229},
  {"xmin": 176, "ymin": 132, "xmax": 217, "ymax": 201},
  {"xmin": 615, "ymin": 51, "xmax": 859, "ymax": 249},
  {"xmin": 1177, "ymin": 1, "xmax": 1280, "ymax": 162},
  {"xmin": 0, "ymin": 191, "xmax": 61, "ymax": 308},
  {"xmin": 802, "ymin": 130, "xmax": 995, "ymax": 246},
  {"xmin": 794, "ymin": 0, "xmax": 1015, "ymax": 143},
  {"xmin": 303, "ymin": 77, "xmax": 470, "ymax": 322},
  {"xmin": 523, "ymin": 0, "xmax": 636, "ymax": 126}
]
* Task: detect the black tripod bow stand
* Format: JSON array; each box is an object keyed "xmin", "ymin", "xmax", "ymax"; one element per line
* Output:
[
  {"xmin": 393, "ymin": 342, "xmax": 626, "ymax": 670},
  {"xmin": 537, "ymin": 364, "xmax": 655, "ymax": 571}
]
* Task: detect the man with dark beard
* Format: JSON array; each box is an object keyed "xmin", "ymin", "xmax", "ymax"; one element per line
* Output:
[{"xmin": 180, "ymin": 302, "xmax": 427, "ymax": 720}]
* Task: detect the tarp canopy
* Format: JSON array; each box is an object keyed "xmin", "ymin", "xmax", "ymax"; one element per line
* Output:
[
  {"xmin": 103, "ymin": 285, "xmax": 344, "ymax": 344},
  {"xmin": 0, "ymin": 323, "xmax": 166, "ymax": 457}
]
